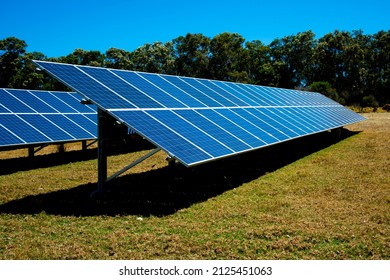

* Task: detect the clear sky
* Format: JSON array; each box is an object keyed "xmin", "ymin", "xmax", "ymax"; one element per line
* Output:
[{"xmin": 1, "ymin": 0, "xmax": 389, "ymax": 57}]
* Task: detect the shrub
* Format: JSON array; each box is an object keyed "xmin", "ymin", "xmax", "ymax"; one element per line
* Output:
[
  {"xmin": 361, "ymin": 95, "xmax": 379, "ymax": 108},
  {"xmin": 309, "ymin": 81, "xmax": 340, "ymax": 102},
  {"xmin": 382, "ymin": 104, "xmax": 390, "ymax": 112}
]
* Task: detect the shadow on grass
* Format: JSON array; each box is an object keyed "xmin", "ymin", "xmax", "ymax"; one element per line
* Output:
[
  {"xmin": 0, "ymin": 138, "xmax": 154, "ymax": 176},
  {"xmin": 0, "ymin": 148, "xmax": 98, "ymax": 176},
  {"xmin": 0, "ymin": 129, "xmax": 359, "ymax": 217}
]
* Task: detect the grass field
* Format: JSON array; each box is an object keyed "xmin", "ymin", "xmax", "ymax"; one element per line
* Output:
[{"xmin": 0, "ymin": 113, "xmax": 389, "ymax": 259}]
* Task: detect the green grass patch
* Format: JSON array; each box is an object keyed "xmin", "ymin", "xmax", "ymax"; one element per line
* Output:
[{"xmin": 0, "ymin": 113, "xmax": 389, "ymax": 259}]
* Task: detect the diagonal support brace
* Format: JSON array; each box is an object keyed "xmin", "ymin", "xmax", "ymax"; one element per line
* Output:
[
  {"xmin": 106, "ymin": 147, "xmax": 161, "ymax": 183},
  {"xmin": 28, "ymin": 144, "xmax": 49, "ymax": 157}
]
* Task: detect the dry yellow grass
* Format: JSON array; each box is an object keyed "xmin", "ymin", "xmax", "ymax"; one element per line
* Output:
[{"xmin": 0, "ymin": 113, "xmax": 389, "ymax": 259}]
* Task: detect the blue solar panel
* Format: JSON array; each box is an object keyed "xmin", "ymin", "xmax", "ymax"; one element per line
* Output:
[
  {"xmin": 0, "ymin": 92, "xmax": 35, "ymax": 113},
  {"xmin": 0, "ymin": 125, "xmax": 25, "ymax": 145},
  {"xmin": 7, "ymin": 89, "xmax": 57, "ymax": 113},
  {"xmin": 33, "ymin": 60, "xmax": 366, "ymax": 166},
  {"xmin": 66, "ymin": 114, "xmax": 97, "ymax": 136},
  {"xmin": 0, "ymin": 114, "xmax": 51, "ymax": 143},
  {"xmin": 0, "ymin": 88, "xmax": 97, "ymax": 147}
]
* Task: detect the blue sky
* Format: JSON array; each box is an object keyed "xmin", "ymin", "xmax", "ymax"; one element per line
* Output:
[{"xmin": 1, "ymin": 0, "xmax": 389, "ymax": 57}]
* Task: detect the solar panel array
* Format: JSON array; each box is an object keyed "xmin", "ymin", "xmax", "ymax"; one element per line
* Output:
[
  {"xmin": 33, "ymin": 60, "xmax": 366, "ymax": 166},
  {"xmin": 0, "ymin": 88, "xmax": 97, "ymax": 148}
]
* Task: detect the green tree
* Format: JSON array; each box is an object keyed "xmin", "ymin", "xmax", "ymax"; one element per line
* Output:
[
  {"xmin": 366, "ymin": 30, "xmax": 390, "ymax": 105},
  {"xmin": 13, "ymin": 51, "xmax": 47, "ymax": 89},
  {"xmin": 0, "ymin": 37, "xmax": 27, "ymax": 87},
  {"xmin": 58, "ymin": 49, "xmax": 105, "ymax": 66},
  {"xmin": 361, "ymin": 95, "xmax": 379, "ymax": 108},
  {"xmin": 342, "ymin": 30, "xmax": 370, "ymax": 104},
  {"xmin": 269, "ymin": 31, "xmax": 316, "ymax": 88},
  {"xmin": 131, "ymin": 42, "xmax": 175, "ymax": 74},
  {"xmin": 105, "ymin": 48, "xmax": 133, "ymax": 69},
  {"xmin": 245, "ymin": 40, "xmax": 275, "ymax": 85},
  {"xmin": 313, "ymin": 30, "xmax": 370, "ymax": 104},
  {"xmin": 309, "ymin": 81, "xmax": 343, "ymax": 103},
  {"xmin": 209, "ymin": 32, "xmax": 247, "ymax": 82},
  {"xmin": 173, "ymin": 33, "xmax": 210, "ymax": 78}
]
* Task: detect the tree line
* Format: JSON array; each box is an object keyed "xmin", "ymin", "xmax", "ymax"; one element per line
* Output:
[{"xmin": 1, "ymin": 30, "xmax": 389, "ymax": 106}]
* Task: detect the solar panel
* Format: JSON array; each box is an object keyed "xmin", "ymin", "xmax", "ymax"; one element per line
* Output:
[
  {"xmin": 0, "ymin": 88, "xmax": 97, "ymax": 148},
  {"xmin": 33, "ymin": 60, "xmax": 366, "ymax": 166}
]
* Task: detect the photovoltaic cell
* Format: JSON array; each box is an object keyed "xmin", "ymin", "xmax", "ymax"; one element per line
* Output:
[
  {"xmin": 0, "ymin": 88, "xmax": 97, "ymax": 148},
  {"xmin": 33, "ymin": 60, "xmax": 366, "ymax": 166}
]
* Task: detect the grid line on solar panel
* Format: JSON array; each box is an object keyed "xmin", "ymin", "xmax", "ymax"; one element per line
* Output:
[
  {"xmin": 7, "ymin": 89, "xmax": 57, "ymax": 113},
  {"xmin": 177, "ymin": 76, "xmax": 235, "ymax": 107},
  {"xmin": 215, "ymin": 81, "xmax": 261, "ymax": 106},
  {"xmin": 161, "ymin": 75, "xmax": 222, "ymax": 107},
  {"xmin": 0, "ymin": 123, "xmax": 26, "ymax": 144},
  {"xmin": 173, "ymin": 109, "xmax": 251, "ymax": 152},
  {"xmin": 80, "ymin": 66, "xmax": 164, "ymax": 109},
  {"xmin": 143, "ymin": 110, "xmax": 217, "ymax": 158},
  {"xmin": 0, "ymin": 114, "xmax": 53, "ymax": 143},
  {"xmin": 131, "ymin": 72, "xmax": 189, "ymax": 108},
  {"xmin": 197, "ymin": 79, "xmax": 249, "ymax": 106},
  {"xmin": 1, "ymin": 89, "xmax": 35, "ymax": 113},
  {"xmin": 147, "ymin": 110, "xmax": 234, "ymax": 157},
  {"xmin": 156, "ymin": 75, "xmax": 209, "ymax": 108},
  {"xmin": 235, "ymin": 108, "xmax": 289, "ymax": 141},
  {"xmin": 181, "ymin": 77, "xmax": 237, "ymax": 107},
  {"xmin": 169, "ymin": 110, "xmax": 237, "ymax": 154},
  {"xmin": 110, "ymin": 69, "xmax": 186, "ymax": 108},
  {"xmin": 215, "ymin": 109, "xmax": 270, "ymax": 145},
  {"xmin": 20, "ymin": 114, "xmax": 75, "ymax": 141},
  {"xmin": 113, "ymin": 110, "xmax": 212, "ymax": 163},
  {"xmin": 43, "ymin": 91, "xmax": 90, "ymax": 113},
  {"xmin": 236, "ymin": 83, "xmax": 276, "ymax": 106},
  {"xmin": 222, "ymin": 109, "xmax": 279, "ymax": 144},
  {"xmin": 35, "ymin": 62, "xmax": 136, "ymax": 109},
  {"xmin": 136, "ymin": 72, "xmax": 205, "ymax": 108},
  {"xmin": 46, "ymin": 114, "xmax": 96, "ymax": 139},
  {"xmin": 285, "ymin": 107, "xmax": 323, "ymax": 131},
  {"xmin": 267, "ymin": 107, "xmax": 315, "ymax": 134},
  {"xmin": 262, "ymin": 87, "xmax": 302, "ymax": 106},
  {"xmin": 252, "ymin": 108, "xmax": 298, "ymax": 138}
]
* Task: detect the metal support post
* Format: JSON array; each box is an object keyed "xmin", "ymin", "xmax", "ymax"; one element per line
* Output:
[
  {"xmin": 92, "ymin": 109, "xmax": 162, "ymax": 198},
  {"xmin": 28, "ymin": 146, "xmax": 34, "ymax": 158},
  {"xmin": 82, "ymin": 140, "xmax": 87, "ymax": 151},
  {"xmin": 96, "ymin": 108, "xmax": 109, "ymax": 194}
]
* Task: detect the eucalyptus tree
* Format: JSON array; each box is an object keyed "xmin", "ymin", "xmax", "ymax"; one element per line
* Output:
[
  {"xmin": 57, "ymin": 48, "xmax": 105, "ymax": 66},
  {"xmin": 313, "ymin": 30, "xmax": 370, "ymax": 104},
  {"xmin": 130, "ymin": 41, "xmax": 175, "ymax": 74},
  {"xmin": 245, "ymin": 40, "xmax": 275, "ymax": 85},
  {"xmin": 172, "ymin": 33, "xmax": 211, "ymax": 78},
  {"xmin": 105, "ymin": 47, "xmax": 133, "ymax": 70},
  {"xmin": 0, "ymin": 37, "xmax": 27, "ymax": 87},
  {"xmin": 14, "ymin": 51, "xmax": 47, "ymax": 90},
  {"xmin": 209, "ymin": 32, "xmax": 247, "ymax": 82},
  {"xmin": 269, "ymin": 30, "xmax": 316, "ymax": 88},
  {"xmin": 367, "ymin": 30, "xmax": 390, "ymax": 104}
]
